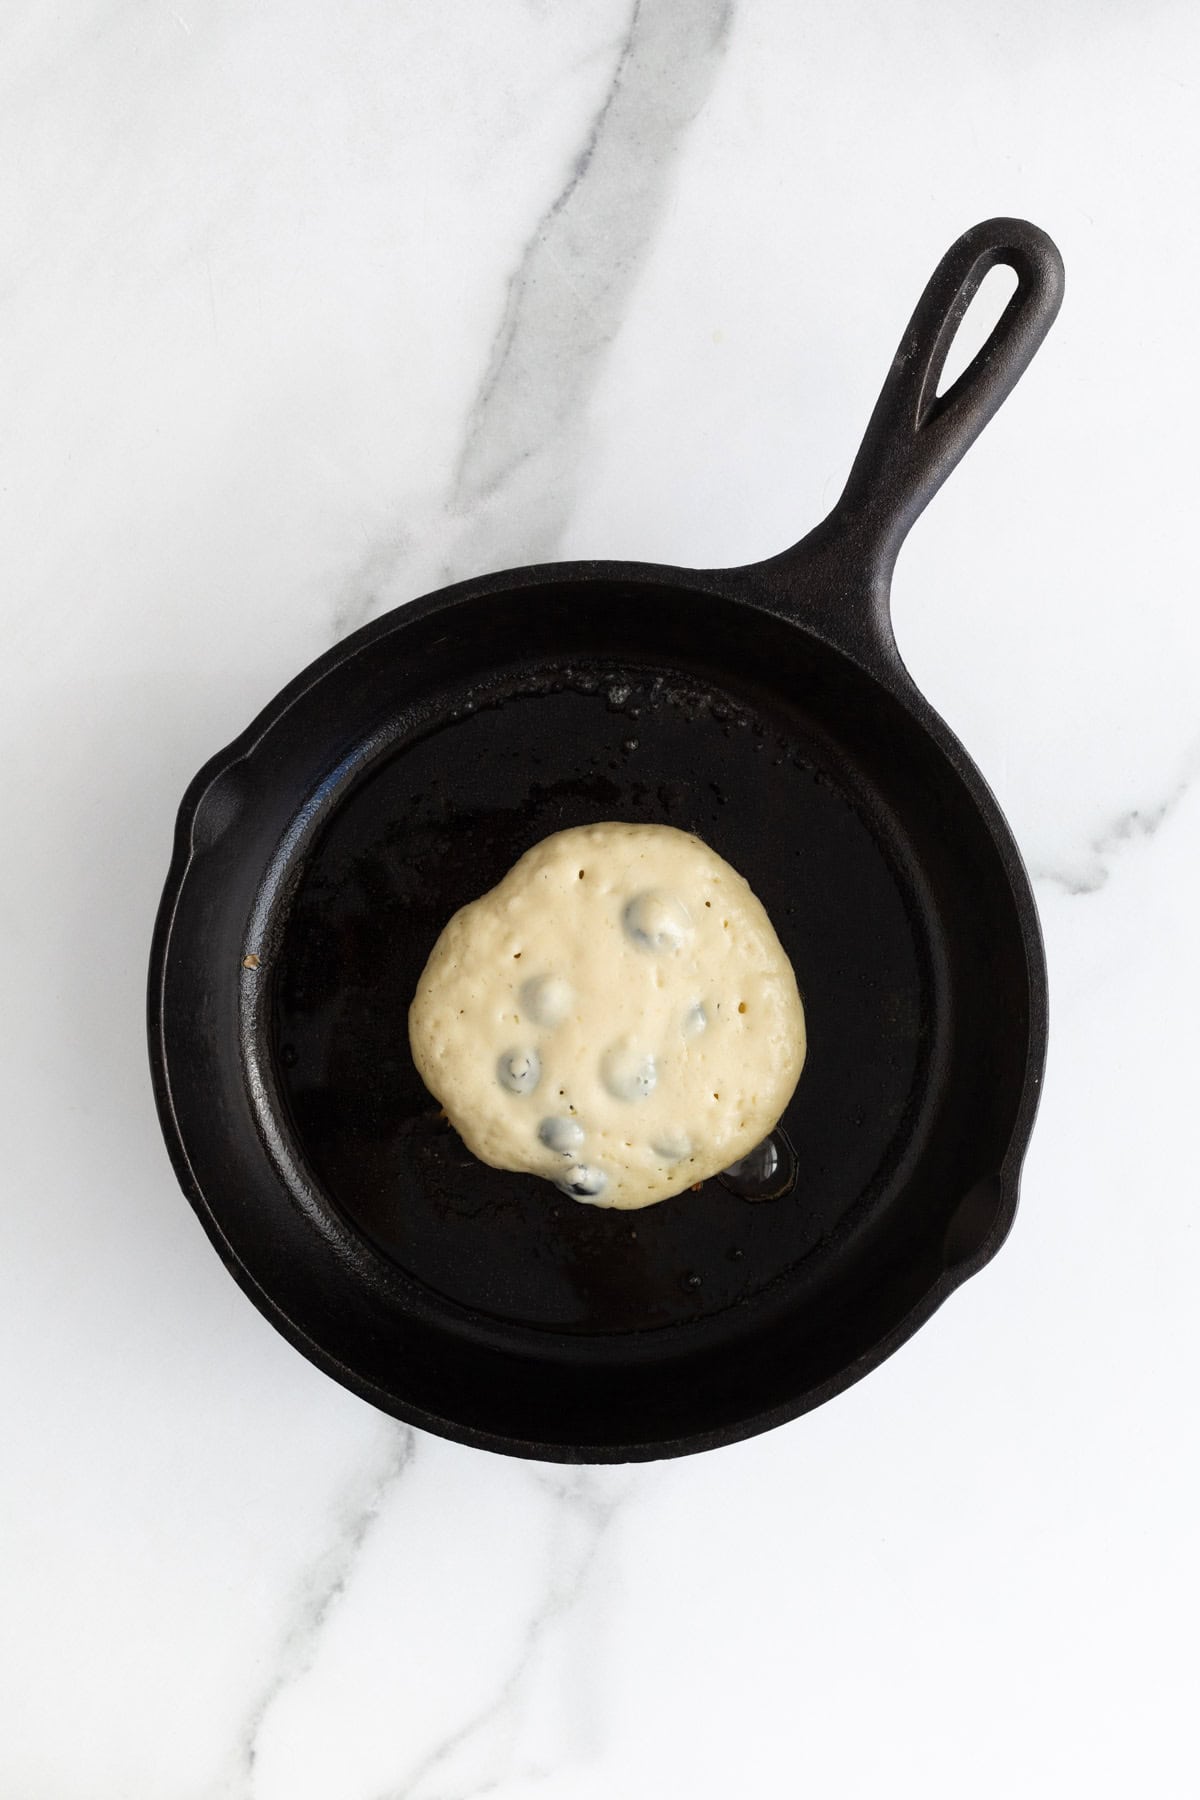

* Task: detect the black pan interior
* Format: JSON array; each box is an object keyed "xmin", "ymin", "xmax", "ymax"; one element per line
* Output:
[{"xmin": 274, "ymin": 663, "xmax": 929, "ymax": 1337}]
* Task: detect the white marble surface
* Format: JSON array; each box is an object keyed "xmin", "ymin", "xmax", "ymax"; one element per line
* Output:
[{"xmin": 3, "ymin": 3, "xmax": 1198, "ymax": 1794}]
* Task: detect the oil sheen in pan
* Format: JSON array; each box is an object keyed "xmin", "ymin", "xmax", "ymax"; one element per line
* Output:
[{"xmin": 272, "ymin": 666, "xmax": 933, "ymax": 1337}]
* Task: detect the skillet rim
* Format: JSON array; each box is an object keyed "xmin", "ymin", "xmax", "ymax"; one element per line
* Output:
[{"xmin": 148, "ymin": 554, "xmax": 1047, "ymax": 1462}]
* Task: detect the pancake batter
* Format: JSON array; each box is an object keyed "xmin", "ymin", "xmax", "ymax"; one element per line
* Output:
[{"xmin": 408, "ymin": 822, "xmax": 806, "ymax": 1209}]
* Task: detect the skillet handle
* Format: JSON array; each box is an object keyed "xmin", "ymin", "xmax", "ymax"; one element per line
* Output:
[{"xmin": 760, "ymin": 218, "xmax": 1064, "ymax": 618}]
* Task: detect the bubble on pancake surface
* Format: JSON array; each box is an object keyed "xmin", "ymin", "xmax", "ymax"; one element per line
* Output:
[
  {"xmin": 521, "ymin": 973, "xmax": 573, "ymax": 1028},
  {"xmin": 556, "ymin": 1163, "xmax": 608, "ymax": 1200},
  {"xmin": 600, "ymin": 1039, "xmax": 657, "ymax": 1102},
  {"xmin": 652, "ymin": 1127, "xmax": 692, "ymax": 1161},
  {"xmin": 623, "ymin": 889, "xmax": 691, "ymax": 954},
  {"xmin": 497, "ymin": 1047, "xmax": 540, "ymax": 1095},
  {"xmin": 538, "ymin": 1115, "xmax": 584, "ymax": 1155}
]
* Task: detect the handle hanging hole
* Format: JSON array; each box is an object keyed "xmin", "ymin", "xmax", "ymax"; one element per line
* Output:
[{"xmin": 936, "ymin": 263, "xmax": 1019, "ymax": 398}]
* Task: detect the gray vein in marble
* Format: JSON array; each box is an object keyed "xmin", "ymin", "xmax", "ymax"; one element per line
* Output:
[
  {"xmin": 334, "ymin": 0, "xmax": 733, "ymax": 639},
  {"xmin": 1032, "ymin": 739, "xmax": 1200, "ymax": 896},
  {"xmin": 375, "ymin": 1469, "xmax": 628, "ymax": 1800},
  {"xmin": 232, "ymin": 1426, "xmax": 417, "ymax": 1793}
]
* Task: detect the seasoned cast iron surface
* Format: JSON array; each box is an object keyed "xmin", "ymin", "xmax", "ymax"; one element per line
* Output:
[{"xmin": 273, "ymin": 667, "xmax": 931, "ymax": 1335}]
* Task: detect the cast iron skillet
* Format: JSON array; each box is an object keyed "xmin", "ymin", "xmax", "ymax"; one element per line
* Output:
[{"xmin": 150, "ymin": 217, "xmax": 1064, "ymax": 1462}]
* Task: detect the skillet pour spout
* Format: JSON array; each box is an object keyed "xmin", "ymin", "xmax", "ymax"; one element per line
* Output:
[{"xmin": 150, "ymin": 218, "xmax": 1064, "ymax": 1461}]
